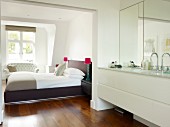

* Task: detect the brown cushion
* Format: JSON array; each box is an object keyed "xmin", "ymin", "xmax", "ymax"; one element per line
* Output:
[{"xmin": 7, "ymin": 65, "xmax": 17, "ymax": 72}]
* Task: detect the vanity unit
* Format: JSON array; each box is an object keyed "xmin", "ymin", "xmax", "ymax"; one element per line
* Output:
[
  {"xmin": 97, "ymin": 0, "xmax": 170, "ymax": 126},
  {"xmin": 98, "ymin": 67, "xmax": 170, "ymax": 127}
]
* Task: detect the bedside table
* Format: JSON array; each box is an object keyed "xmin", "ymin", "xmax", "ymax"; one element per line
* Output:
[{"xmin": 81, "ymin": 80, "xmax": 92, "ymax": 98}]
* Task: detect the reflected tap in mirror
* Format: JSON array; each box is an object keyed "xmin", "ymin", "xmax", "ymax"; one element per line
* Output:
[{"xmin": 161, "ymin": 53, "xmax": 170, "ymax": 72}]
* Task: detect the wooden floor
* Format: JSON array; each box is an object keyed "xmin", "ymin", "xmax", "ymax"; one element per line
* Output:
[{"xmin": 0, "ymin": 96, "xmax": 147, "ymax": 127}]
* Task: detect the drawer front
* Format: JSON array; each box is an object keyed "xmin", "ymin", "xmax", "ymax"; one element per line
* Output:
[
  {"xmin": 98, "ymin": 69, "xmax": 170, "ymax": 105},
  {"xmin": 98, "ymin": 84, "xmax": 117, "ymax": 105},
  {"xmin": 98, "ymin": 69, "xmax": 117, "ymax": 88},
  {"xmin": 152, "ymin": 101, "xmax": 170, "ymax": 127}
]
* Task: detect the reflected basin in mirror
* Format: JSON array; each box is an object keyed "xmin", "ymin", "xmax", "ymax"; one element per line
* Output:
[
  {"xmin": 150, "ymin": 70, "xmax": 170, "ymax": 76},
  {"xmin": 163, "ymin": 71, "xmax": 170, "ymax": 74}
]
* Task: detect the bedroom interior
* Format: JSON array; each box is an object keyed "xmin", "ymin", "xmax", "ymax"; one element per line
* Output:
[
  {"xmin": 0, "ymin": 0, "xmax": 95, "ymax": 126},
  {"xmin": 1, "ymin": 1, "xmax": 93, "ymax": 76},
  {"xmin": 1, "ymin": 0, "xmax": 170, "ymax": 127},
  {"xmin": 1, "ymin": 0, "xmax": 93, "ymax": 99}
]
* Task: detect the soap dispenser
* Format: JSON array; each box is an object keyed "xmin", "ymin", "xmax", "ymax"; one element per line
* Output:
[{"xmin": 144, "ymin": 59, "xmax": 149, "ymax": 70}]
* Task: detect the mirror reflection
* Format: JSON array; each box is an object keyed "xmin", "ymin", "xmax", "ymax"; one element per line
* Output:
[
  {"xmin": 144, "ymin": 0, "xmax": 170, "ymax": 70},
  {"xmin": 119, "ymin": 2, "xmax": 144, "ymax": 67},
  {"xmin": 119, "ymin": 0, "xmax": 170, "ymax": 71}
]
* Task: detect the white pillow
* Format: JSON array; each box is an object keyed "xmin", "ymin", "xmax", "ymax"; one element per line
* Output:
[
  {"xmin": 63, "ymin": 73, "xmax": 84, "ymax": 80},
  {"xmin": 64, "ymin": 68, "xmax": 85, "ymax": 76},
  {"xmin": 54, "ymin": 63, "xmax": 66, "ymax": 76}
]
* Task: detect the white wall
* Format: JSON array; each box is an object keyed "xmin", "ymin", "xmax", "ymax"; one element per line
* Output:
[
  {"xmin": 120, "ymin": 0, "xmax": 170, "ymax": 20},
  {"xmin": 144, "ymin": 0, "xmax": 170, "ymax": 21},
  {"xmin": 120, "ymin": 4, "xmax": 138, "ymax": 65},
  {"xmin": 1, "ymin": 26, "xmax": 6, "ymax": 67},
  {"xmin": 97, "ymin": 2, "xmax": 120, "ymax": 67},
  {"xmin": 35, "ymin": 27, "xmax": 47, "ymax": 72},
  {"xmin": 1, "ymin": 25, "xmax": 7, "ymax": 79},
  {"xmin": 52, "ymin": 13, "xmax": 92, "ymax": 64},
  {"xmin": 65, "ymin": 13, "xmax": 92, "ymax": 61},
  {"xmin": 52, "ymin": 22, "xmax": 69, "ymax": 65},
  {"xmin": 0, "ymin": 2, "xmax": 3, "ymax": 122},
  {"xmin": 120, "ymin": 2, "xmax": 144, "ymax": 66},
  {"xmin": 44, "ymin": 24, "xmax": 56, "ymax": 66},
  {"xmin": 120, "ymin": 0, "xmax": 143, "ymax": 10}
]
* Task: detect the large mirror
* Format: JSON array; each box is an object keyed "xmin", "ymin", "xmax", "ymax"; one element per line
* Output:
[
  {"xmin": 119, "ymin": 2, "xmax": 144, "ymax": 66},
  {"xmin": 144, "ymin": 0, "xmax": 170, "ymax": 68}
]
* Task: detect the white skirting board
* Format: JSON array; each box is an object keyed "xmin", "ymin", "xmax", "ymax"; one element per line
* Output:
[
  {"xmin": 90, "ymin": 100, "xmax": 95, "ymax": 109},
  {"xmin": 90, "ymin": 98, "xmax": 114, "ymax": 111}
]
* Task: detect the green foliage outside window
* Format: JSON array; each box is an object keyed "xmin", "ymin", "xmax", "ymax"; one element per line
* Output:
[
  {"xmin": 23, "ymin": 43, "xmax": 33, "ymax": 54},
  {"xmin": 8, "ymin": 32, "xmax": 19, "ymax": 40},
  {"xmin": 8, "ymin": 42, "xmax": 15, "ymax": 54}
]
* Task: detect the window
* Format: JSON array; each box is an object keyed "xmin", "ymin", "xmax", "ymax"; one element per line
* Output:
[{"xmin": 6, "ymin": 26, "xmax": 36, "ymax": 63}]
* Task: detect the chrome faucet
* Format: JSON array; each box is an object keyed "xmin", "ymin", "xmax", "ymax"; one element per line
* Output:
[
  {"xmin": 161, "ymin": 53, "xmax": 170, "ymax": 71},
  {"xmin": 150, "ymin": 52, "xmax": 159, "ymax": 71}
]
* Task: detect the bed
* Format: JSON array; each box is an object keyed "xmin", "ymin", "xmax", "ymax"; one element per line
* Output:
[{"xmin": 4, "ymin": 60, "xmax": 91, "ymax": 103}]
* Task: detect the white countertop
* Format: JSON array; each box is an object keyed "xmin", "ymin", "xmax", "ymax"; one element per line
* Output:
[{"xmin": 98, "ymin": 67, "xmax": 170, "ymax": 79}]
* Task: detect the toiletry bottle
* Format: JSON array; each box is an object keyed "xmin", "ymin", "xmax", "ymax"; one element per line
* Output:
[
  {"xmin": 144, "ymin": 60, "xmax": 148, "ymax": 70},
  {"xmin": 148, "ymin": 60, "xmax": 152, "ymax": 70},
  {"xmin": 144, "ymin": 59, "xmax": 151, "ymax": 70}
]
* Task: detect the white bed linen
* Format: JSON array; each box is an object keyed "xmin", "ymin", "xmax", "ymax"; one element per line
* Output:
[{"xmin": 33, "ymin": 73, "xmax": 81, "ymax": 89}]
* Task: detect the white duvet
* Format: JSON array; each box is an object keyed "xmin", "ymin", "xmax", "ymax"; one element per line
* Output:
[{"xmin": 33, "ymin": 73, "xmax": 81, "ymax": 89}]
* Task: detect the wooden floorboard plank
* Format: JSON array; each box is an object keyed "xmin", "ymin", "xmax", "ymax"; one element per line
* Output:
[
  {"xmin": 61, "ymin": 97, "xmax": 99, "ymax": 127},
  {"xmin": 0, "ymin": 96, "xmax": 148, "ymax": 127}
]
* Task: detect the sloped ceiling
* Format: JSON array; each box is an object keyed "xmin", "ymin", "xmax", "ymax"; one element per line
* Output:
[{"xmin": 1, "ymin": 1, "xmax": 88, "ymax": 21}]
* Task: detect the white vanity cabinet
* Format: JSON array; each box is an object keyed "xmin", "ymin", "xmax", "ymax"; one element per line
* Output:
[{"xmin": 98, "ymin": 68, "xmax": 170, "ymax": 127}]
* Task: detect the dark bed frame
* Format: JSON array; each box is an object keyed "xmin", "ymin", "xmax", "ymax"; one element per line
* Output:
[{"xmin": 4, "ymin": 60, "xmax": 90, "ymax": 103}]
